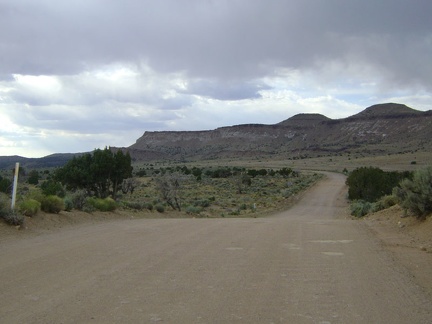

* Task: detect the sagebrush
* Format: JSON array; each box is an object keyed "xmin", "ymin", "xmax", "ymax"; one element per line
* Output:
[
  {"xmin": 394, "ymin": 166, "xmax": 432, "ymax": 217},
  {"xmin": 0, "ymin": 193, "xmax": 24, "ymax": 225},
  {"xmin": 41, "ymin": 195, "xmax": 65, "ymax": 214},
  {"xmin": 85, "ymin": 197, "xmax": 117, "ymax": 212},
  {"xmin": 18, "ymin": 199, "xmax": 41, "ymax": 217}
]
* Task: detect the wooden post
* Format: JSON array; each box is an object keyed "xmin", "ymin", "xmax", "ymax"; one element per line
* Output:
[{"xmin": 11, "ymin": 162, "xmax": 19, "ymax": 210}]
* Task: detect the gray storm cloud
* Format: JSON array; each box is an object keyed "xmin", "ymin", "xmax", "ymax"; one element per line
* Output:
[{"xmin": 1, "ymin": 0, "xmax": 431, "ymax": 87}]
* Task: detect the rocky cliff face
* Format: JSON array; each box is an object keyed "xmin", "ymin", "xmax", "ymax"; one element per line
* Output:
[{"xmin": 128, "ymin": 103, "xmax": 432, "ymax": 161}]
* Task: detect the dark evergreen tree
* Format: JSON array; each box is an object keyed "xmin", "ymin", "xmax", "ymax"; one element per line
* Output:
[
  {"xmin": 0, "ymin": 175, "xmax": 12, "ymax": 194},
  {"xmin": 55, "ymin": 148, "xmax": 133, "ymax": 199},
  {"xmin": 346, "ymin": 167, "xmax": 411, "ymax": 202},
  {"xmin": 27, "ymin": 170, "xmax": 40, "ymax": 185}
]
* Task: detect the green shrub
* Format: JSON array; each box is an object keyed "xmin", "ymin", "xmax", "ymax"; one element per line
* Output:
[
  {"xmin": 27, "ymin": 190, "xmax": 45, "ymax": 203},
  {"xmin": 18, "ymin": 199, "xmax": 41, "ymax": 217},
  {"xmin": 278, "ymin": 167, "xmax": 293, "ymax": 177},
  {"xmin": 41, "ymin": 180, "xmax": 65, "ymax": 197},
  {"xmin": 0, "ymin": 176, "xmax": 12, "ymax": 194},
  {"xmin": 0, "ymin": 192, "xmax": 10, "ymax": 215},
  {"xmin": 185, "ymin": 205, "xmax": 202, "ymax": 215},
  {"xmin": 0, "ymin": 193, "xmax": 21, "ymax": 225},
  {"xmin": 394, "ymin": 166, "xmax": 432, "ymax": 217},
  {"xmin": 64, "ymin": 196, "xmax": 74, "ymax": 212},
  {"xmin": 82, "ymin": 202, "xmax": 96, "ymax": 213},
  {"xmin": 71, "ymin": 190, "xmax": 87, "ymax": 210},
  {"xmin": 228, "ymin": 209, "xmax": 240, "ymax": 216},
  {"xmin": 135, "ymin": 170, "xmax": 147, "ymax": 177},
  {"xmin": 145, "ymin": 202, "xmax": 154, "ymax": 211},
  {"xmin": 86, "ymin": 197, "xmax": 117, "ymax": 212},
  {"xmin": 41, "ymin": 195, "xmax": 65, "ymax": 214},
  {"xmin": 239, "ymin": 203, "xmax": 248, "ymax": 210},
  {"xmin": 280, "ymin": 189, "xmax": 291, "ymax": 198},
  {"xmin": 193, "ymin": 199, "xmax": 210, "ymax": 208},
  {"xmin": 371, "ymin": 195, "xmax": 398, "ymax": 213},
  {"xmin": 155, "ymin": 204, "xmax": 165, "ymax": 213},
  {"xmin": 102, "ymin": 198, "xmax": 117, "ymax": 211},
  {"xmin": 2, "ymin": 209, "xmax": 24, "ymax": 226},
  {"xmin": 346, "ymin": 167, "xmax": 411, "ymax": 202},
  {"xmin": 123, "ymin": 201, "xmax": 145, "ymax": 210},
  {"xmin": 27, "ymin": 170, "xmax": 40, "ymax": 185},
  {"xmin": 123, "ymin": 201, "xmax": 153, "ymax": 211},
  {"xmin": 350, "ymin": 200, "xmax": 372, "ymax": 217}
]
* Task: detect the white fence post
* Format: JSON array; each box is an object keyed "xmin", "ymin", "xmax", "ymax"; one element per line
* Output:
[{"xmin": 11, "ymin": 162, "xmax": 19, "ymax": 210}]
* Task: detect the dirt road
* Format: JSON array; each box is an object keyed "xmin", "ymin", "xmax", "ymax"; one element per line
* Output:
[{"xmin": 1, "ymin": 173, "xmax": 431, "ymax": 323}]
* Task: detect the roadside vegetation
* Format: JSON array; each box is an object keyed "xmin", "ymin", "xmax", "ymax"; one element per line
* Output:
[
  {"xmin": 346, "ymin": 166, "xmax": 432, "ymax": 218},
  {"xmin": 0, "ymin": 150, "xmax": 323, "ymax": 226},
  {"xmin": 126, "ymin": 166, "xmax": 321, "ymax": 217}
]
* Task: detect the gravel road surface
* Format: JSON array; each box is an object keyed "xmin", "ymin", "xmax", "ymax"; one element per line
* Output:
[{"xmin": 1, "ymin": 173, "xmax": 431, "ymax": 323}]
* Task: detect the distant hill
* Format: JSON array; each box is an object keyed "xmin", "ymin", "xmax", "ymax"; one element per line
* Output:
[
  {"xmin": 0, "ymin": 153, "xmax": 78, "ymax": 170},
  {"xmin": 1, "ymin": 103, "xmax": 431, "ymax": 168}
]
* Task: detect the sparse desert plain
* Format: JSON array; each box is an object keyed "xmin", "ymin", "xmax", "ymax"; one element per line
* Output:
[{"xmin": 1, "ymin": 153, "xmax": 432, "ymax": 323}]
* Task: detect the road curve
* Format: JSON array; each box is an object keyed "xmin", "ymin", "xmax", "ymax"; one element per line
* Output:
[{"xmin": 1, "ymin": 172, "xmax": 431, "ymax": 323}]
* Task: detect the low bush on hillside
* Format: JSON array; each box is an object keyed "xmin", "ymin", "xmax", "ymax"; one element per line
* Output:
[
  {"xmin": 155, "ymin": 204, "xmax": 165, "ymax": 213},
  {"xmin": 350, "ymin": 195, "xmax": 398, "ymax": 218},
  {"xmin": 123, "ymin": 201, "xmax": 145, "ymax": 210},
  {"xmin": 41, "ymin": 195, "xmax": 65, "ymax": 214},
  {"xmin": 350, "ymin": 200, "xmax": 373, "ymax": 218},
  {"xmin": 70, "ymin": 190, "xmax": 87, "ymax": 210},
  {"xmin": 185, "ymin": 205, "xmax": 202, "ymax": 215},
  {"xmin": 145, "ymin": 202, "xmax": 154, "ymax": 211},
  {"xmin": 394, "ymin": 166, "xmax": 432, "ymax": 218},
  {"xmin": 0, "ymin": 193, "xmax": 24, "ymax": 225},
  {"xmin": 85, "ymin": 197, "xmax": 117, "ymax": 212},
  {"xmin": 370, "ymin": 195, "xmax": 398, "ymax": 213},
  {"xmin": 63, "ymin": 196, "xmax": 74, "ymax": 211},
  {"xmin": 18, "ymin": 199, "xmax": 41, "ymax": 217},
  {"xmin": 193, "ymin": 199, "xmax": 211, "ymax": 208},
  {"xmin": 26, "ymin": 190, "xmax": 45, "ymax": 204},
  {"xmin": 2, "ymin": 209, "xmax": 24, "ymax": 226},
  {"xmin": 122, "ymin": 201, "xmax": 154, "ymax": 211}
]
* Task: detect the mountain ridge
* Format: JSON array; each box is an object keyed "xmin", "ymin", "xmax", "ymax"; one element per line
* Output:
[
  {"xmin": 128, "ymin": 103, "xmax": 431, "ymax": 161},
  {"xmin": 1, "ymin": 103, "xmax": 431, "ymax": 168}
]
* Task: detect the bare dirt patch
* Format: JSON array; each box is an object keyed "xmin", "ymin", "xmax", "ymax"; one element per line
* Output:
[
  {"xmin": 0, "ymin": 209, "xmax": 175, "ymax": 242},
  {"xmin": 362, "ymin": 205, "xmax": 432, "ymax": 293}
]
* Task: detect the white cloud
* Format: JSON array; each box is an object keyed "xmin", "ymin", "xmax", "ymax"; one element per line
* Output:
[{"xmin": 1, "ymin": 59, "xmax": 430, "ymax": 157}]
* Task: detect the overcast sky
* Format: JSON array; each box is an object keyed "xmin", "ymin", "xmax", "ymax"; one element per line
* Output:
[{"xmin": 1, "ymin": 0, "xmax": 431, "ymax": 157}]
